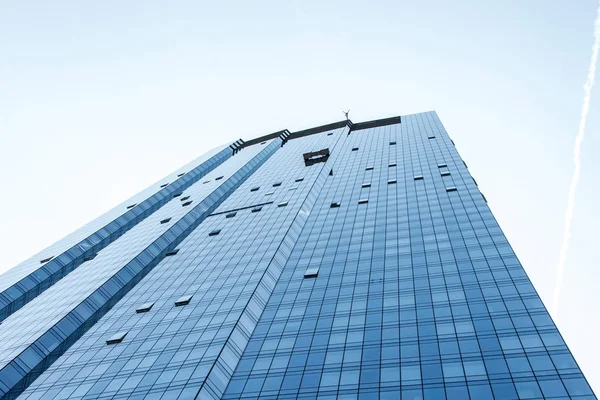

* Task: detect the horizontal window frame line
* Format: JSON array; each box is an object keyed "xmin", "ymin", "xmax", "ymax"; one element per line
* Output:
[
  {"xmin": 0, "ymin": 145, "xmax": 235, "ymax": 324},
  {"xmin": 207, "ymin": 202, "xmax": 274, "ymax": 217},
  {"xmin": 0, "ymin": 139, "xmax": 283, "ymax": 400}
]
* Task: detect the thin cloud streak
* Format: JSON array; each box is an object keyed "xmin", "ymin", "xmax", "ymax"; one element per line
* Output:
[{"xmin": 552, "ymin": 1, "xmax": 600, "ymax": 318}]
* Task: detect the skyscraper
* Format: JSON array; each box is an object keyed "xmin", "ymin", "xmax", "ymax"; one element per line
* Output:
[{"xmin": 0, "ymin": 112, "xmax": 595, "ymax": 400}]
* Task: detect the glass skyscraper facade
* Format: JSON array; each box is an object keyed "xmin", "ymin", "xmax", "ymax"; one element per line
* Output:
[{"xmin": 0, "ymin": 111, "xmax": 595, "ymax": 400}]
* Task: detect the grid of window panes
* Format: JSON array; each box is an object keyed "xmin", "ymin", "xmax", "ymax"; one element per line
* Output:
[
  {"xmin": 0, "ymin": 144, "xmax": 231, "ymax": 323},
  {"xmin": 16, "ymin": 128, "xmax": 350, "ymax": 399},
  {"xmin": 3, "ymin": 111, "xmax": 595, "ymax": 400},
  {"xmin": 0, "ymin": 142, "xmax": 270, "ymax": 400},
  {"xmin": 221, "ymin": 113, "xmax": 595, "ymax": 399}
]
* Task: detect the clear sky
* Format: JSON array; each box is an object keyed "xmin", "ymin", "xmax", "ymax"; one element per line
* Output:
[{"xmin": 1, "ymin": 0, "xmax": 598, "ymax": 392}]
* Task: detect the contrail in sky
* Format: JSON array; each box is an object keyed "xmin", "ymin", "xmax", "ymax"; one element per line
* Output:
[{"xmin": 552, "ymin": 2, "xmax": 600, "ymax": 318}]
